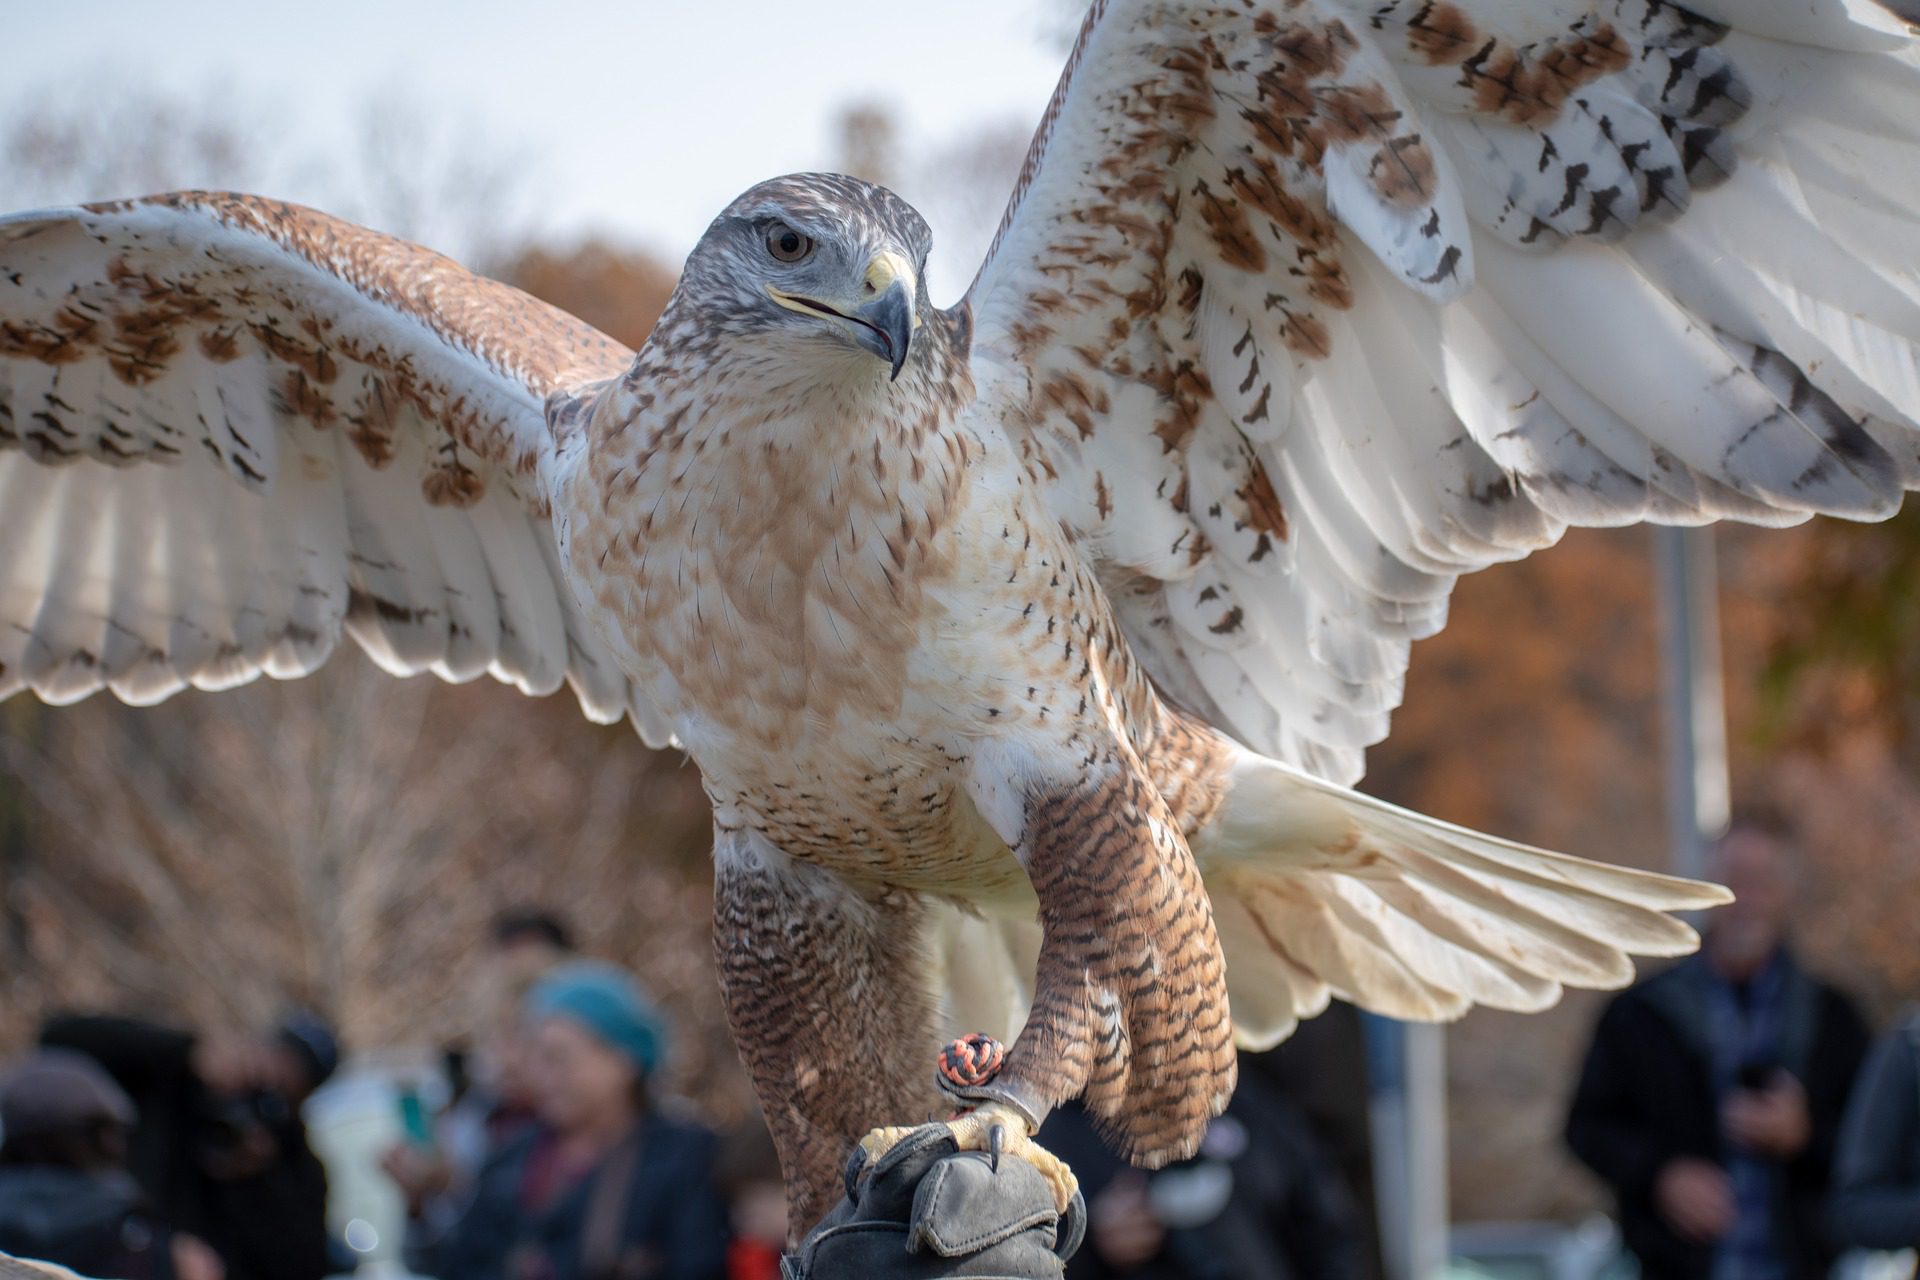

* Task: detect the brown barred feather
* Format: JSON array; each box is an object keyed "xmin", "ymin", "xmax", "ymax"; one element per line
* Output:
[{"xmin": 997, "ymin": 763, "xmax": 1238, "ymax": 1166}]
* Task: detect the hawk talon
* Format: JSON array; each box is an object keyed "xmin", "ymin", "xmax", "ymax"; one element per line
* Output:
[
  {"xmin": 943, "ymin": 1102, "xmax": 1079, "ymax": 1214},
  {"xmin": 856, "ymin": 1104, "xmax": 1077, "ymax": 1214}
]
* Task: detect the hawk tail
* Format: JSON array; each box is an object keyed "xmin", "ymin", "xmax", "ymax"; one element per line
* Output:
[{"xmin": 1195, "ymin": 754, "xmax": 1730, "ymax": 1049}]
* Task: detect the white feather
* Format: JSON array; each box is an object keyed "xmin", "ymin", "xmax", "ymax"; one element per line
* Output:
[
  {"xmin": 966, "ymin": 0, "xmax": 1920, "ymax": 779},
  {"xmin": 1200, "ymin": 749, "xmax": 1727, "ymax": 1042},
  {"xmin": 0, "ymin": 197, "xmax": 646, "ymax": 730}
]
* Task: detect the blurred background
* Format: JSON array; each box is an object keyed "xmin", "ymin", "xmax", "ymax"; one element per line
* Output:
[{"xmin": 2, "ymin": 3, "xmax": 1917, "ymax": 1278}]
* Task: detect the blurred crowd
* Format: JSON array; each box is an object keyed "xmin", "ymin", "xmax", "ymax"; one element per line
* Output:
[
  {"xmin": 1564, "ymin": 815, "xmax": 1920, "ymax": 1279},
  {"xmin": 0, "ymin": 901, "xmax": 1377, "ymax": 1280},
  {"xmin": 2, "ymin": 816, "xmax": 1916, "ymax": 1280},
  {"xmin": 0, "ymin": 908, "xmax": 747, "ymax": 1280},
  {"xmin": 0, "ymin": 1008, "xmax": 338, "ymax": 1280}
]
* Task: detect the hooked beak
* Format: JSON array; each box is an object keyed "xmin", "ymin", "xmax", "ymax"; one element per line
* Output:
[
  {"xmin": 766, "ymin": 250, "xmax": 920, "ymax": 381},
  {"xmin": 854, "ymin": 251, "xmax": 918, "ymax": 382}
]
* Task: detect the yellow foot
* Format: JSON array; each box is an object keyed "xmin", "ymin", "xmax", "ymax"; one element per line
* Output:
[{"xmin": 858, "ymin": 1102, "xmax": 1079, "ymax": 1214}]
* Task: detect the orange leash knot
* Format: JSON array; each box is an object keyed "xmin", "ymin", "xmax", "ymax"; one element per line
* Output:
[{"xmin": 937, "ymin": 1032, "xmax": 1006, "ymax": 1091}]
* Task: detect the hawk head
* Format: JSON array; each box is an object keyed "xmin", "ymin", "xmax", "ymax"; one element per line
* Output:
[{"xmin": 680, "ymin": 173, "xmax": 935, "ymax": 383}]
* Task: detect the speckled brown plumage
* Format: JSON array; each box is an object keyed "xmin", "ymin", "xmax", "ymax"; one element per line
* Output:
[
  {"xmin": 2, "ymin": 192, "xmax": 630, "ymax": 494},
  {"xmin": 712, "ymin": 831, "xmax": 945, "ymax": 1234},
  {"xmin": 995, "ymin": 763, "xmax": 1238, "ymax": 1164},
  {"xmin": 0, "ymin": 191, "xmax": 656, "ymax": 720},
  {"xmin": 90, "ymin": 191, "xmax": 632, "ymax": 391},
  {"xmin": 545, "ymin": 173, "xmax": 1252, "ymax": 1220}
]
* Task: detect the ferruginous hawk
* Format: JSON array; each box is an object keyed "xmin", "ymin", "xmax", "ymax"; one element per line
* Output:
[{"xmin": 4, "ymin": 0, "xmax": 1918, "ymax": 1235}]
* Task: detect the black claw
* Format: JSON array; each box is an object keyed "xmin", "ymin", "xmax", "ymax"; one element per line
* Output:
[{"xmin": 989, "ymin": 1123, "xmax": 1005, "ymax": 1172}]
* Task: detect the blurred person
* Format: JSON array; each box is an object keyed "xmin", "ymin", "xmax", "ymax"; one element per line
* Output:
[
  {"xmin": 1565, "ymin": 817, "xmax": 1872, "ymax": 1280},
  {"xmin": 421, "ymin": 961, "xmax": 729, "ymax": 1280},
  {"xmin": 0, "ymin": 1049, "xmax": 224, "ymax": 1280},
  {"xmin": 1036, "ymin": 1049, "xmax": 1365, "ymax": 1279},
  {"xmin": 38, "ymin": 1010, "xmax": 336, "ymax": 1280},
  {"xmin": 381, "ymin": 1045, "xmax": 488, "ymax": 1223},
  {"xmin": 713, "ymin": 1118, "xmax": 786, "ymax": 1280},
  {"xmin": 1239, "ymin": 1003, "xmax": 1384, "ymax": 1279},
  {"xmin": 487, "ymin": 905, "xmax": 576, "ymax": 990},
  {"xmin": 474, "ymin": 906, "xmax": 579, "ymax": 1153},
  {"xmin": 1828, "ymin": 1006, "xmax": 1920, "ymax": 1264},
  {"xmin": 383, "ymin": 909, "xmax": 577, "ymax": 1249}
]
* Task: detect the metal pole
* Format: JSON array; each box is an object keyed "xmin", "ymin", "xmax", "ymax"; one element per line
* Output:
[
  {"xmin": 1364, "ymin": 1015, "xmax": 1411, "ymax": 1280},
  {"xmin": 1365, "ymin": 1015, "xmax": 1450, "ymax": 1280},
  {"xmin": 1403, "ymin": 1022, "xmax": 1449, "ymax": 1280},
  {"xmin": 1654, "ymin": 525, "xmax": 1730, "ymax": 881}
]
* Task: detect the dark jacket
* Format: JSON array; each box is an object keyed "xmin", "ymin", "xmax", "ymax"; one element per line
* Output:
[
  {"xmin": 39, "ymin": 1015, "xmax": 330, "ymax": 1280},
  {"xmin": 0, "ymin": 1166, "xmax": 178, "ymax": 1280},
  {"xmin": 1564, "ymin": 950, "xmax": 1871, "ymax": 1280},
  {"xmin": 431, "ymin": 1116, "xmax": 729, "ymax": 1280},
  {"xmin": 1828, "ymin": 1007, "xmax": 1920, "ymax": 1251}
]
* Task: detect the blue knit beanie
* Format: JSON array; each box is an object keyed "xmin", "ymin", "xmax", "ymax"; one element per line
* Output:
[{"xmin": 526, "ymin": 961, "xmax": 665, "ymax": 1076}]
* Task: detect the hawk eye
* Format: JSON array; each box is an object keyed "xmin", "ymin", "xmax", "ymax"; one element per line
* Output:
[{"xmin": 765, "ymin": 222, "xmax": 813, "ymax": 263}]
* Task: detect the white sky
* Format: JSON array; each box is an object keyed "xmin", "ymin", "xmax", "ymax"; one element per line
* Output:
[{"xmin": 6, "ymin": 1, "xmax": 1072, "ymax": 301}]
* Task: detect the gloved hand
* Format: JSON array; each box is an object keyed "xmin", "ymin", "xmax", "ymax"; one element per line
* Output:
[{"xmin": 783, "ymin": 1123, "xmax": 1087, "ymax": 1279}]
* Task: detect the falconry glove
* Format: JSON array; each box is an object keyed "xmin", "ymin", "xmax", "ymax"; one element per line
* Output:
[{"xmin": 783, "ymin": 1122, "xmax": 1086, "ymax": 1279}]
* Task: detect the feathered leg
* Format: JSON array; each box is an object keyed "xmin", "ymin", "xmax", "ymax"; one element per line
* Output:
[
  {"xmin": 863, "ymin": 756, "xmax": 1239, "ymax": 1210},
  {"xmin": 996, "ymin": 764, "xmax": 1238, "ymax": 1158},
  {"xmin": 712, "ymin": 827, "xmax": 943, "ymax": 1239}
]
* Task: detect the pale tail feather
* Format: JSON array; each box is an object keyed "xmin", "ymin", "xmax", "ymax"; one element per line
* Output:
[{"xmin": 1197, "ymin": 753, "xmax": 1730, "ymax": 1050}]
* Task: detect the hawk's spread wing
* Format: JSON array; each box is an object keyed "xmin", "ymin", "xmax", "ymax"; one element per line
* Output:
[
  {"xmin": 968, "ymin": 0, "xmax": 1920, "ymax": 784},
  {"xmin": 0, "ymin": 193, "xmax": 671, "ymax": 742}
]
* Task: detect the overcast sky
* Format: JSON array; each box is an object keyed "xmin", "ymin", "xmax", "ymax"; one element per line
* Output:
[{"xmin": 7, "ymin": 1, "xmax": 1071, "ymax": 301}]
